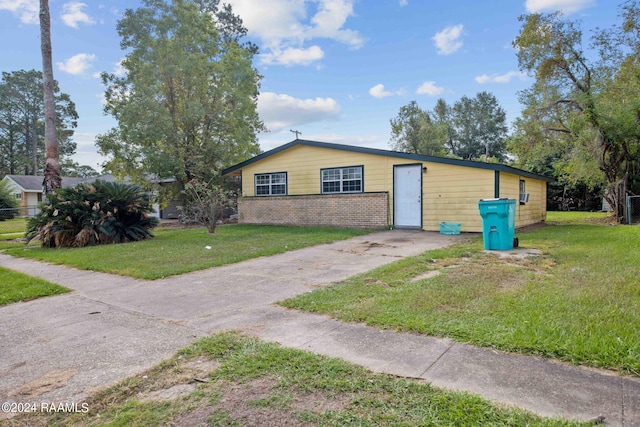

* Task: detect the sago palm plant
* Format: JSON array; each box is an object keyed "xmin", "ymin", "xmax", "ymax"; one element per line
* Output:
[{"xmin": 26, "ymin": 180, "xmax": 159, "ymax": 248}]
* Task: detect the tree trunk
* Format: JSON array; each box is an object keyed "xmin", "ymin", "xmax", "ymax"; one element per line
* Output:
[{"xmin": 40, "ymin": 0, "xmax": 61, "ymax": 195}]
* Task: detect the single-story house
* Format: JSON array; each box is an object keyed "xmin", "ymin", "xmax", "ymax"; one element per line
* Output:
[
  {"xmin": 222, "ymin": 139, "xmax": 553, "ymax": 232},
  {"xmin": 0, "ymin": 174, "xmax": 138, "ymax": 217}
]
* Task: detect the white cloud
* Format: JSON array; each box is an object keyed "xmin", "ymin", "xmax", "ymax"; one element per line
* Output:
[
  {"xmin": 369, "ymin": 84, "xmax": 392, "ymax": 98},
  {"xmin": 368, "ymin": 83, "xmax": 404, "ymax": 99},
  {"xmin": 305, "ymin": 0, "xmax": 364, "ymax": 48},
  {"xmin": 258, "ymin": 92, "xmax": 340, "ymax": 132},
  {"xmin": 0, "ymin": 0, "xmax": 38, "ymax": 24},
  {"xmin": 432, "ymin": 24, "xmax": 464, "ymax": 55},
  {"xmin": 226, "ymin": 0, "xmax": 363, "ymax": 66},
  {"xmin": 61, "ymin": 2, "xmax": 95, "ymax": 28},
  {"xmin": 475, "ymin": 71, "xmax": 528, "ymax": 84},
  {"xmin": 525, "ymin": 0, "xmax": 595, "ymax": 14},
  {"xmin": 112, "ymin": 58, "xmax": 127, "ymax": 77},
  {"xmin": 416, "ymin": 81, "xmax": 444, "ymax": 96},
  {"xmin": 399, "ymin": 0, "xmax": 408, "ymax": 6},
  {"xmin": 261, "ymin": 45, "xmax": 324, "ymax": 66},
  {"xmin": 57, "ymin": 53, "xmax": 96, "ymax": 75}
]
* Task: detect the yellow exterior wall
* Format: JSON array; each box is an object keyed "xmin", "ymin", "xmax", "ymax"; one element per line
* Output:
[
  {"xmin": 240, "ymin": 145, "xmax": 395, "ymax": 196},
  {"xmin": 237, "ymin": 144, "xmax": 547, "ymax": 232},
  {"xmin": 423, "ymin": 164, "xmax": 495, "ymax": 232},
  {"xmin": 499, "ymin": 173, "xmax": 547, "ymax": 228}
]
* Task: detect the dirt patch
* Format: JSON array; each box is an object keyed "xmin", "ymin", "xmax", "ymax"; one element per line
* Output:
[
  {"xmin": 171, "ymin": 404, "xmax": 215, "ymax": 427},
  {"xmin": 363, "ymin": 277, "xmax": 391, "ymax": 287},
  {"xmin": 9, "ymin": 369, "xmax": 76, "ymax": 398},
  {"xmin": 214, "ymin": 376, "xmax": 314, "ymax": 427},
  {"xmin": 487, "ymin": 248, "xmax": 543, "ymax": 260},
  {"xmin": 291, "ymin": 391, "xmax": 351, "ymax": 413},
  {"xmin": 181, "ymin": 356, "xmax": 221, "ymax": 374},
  {"xmin": 177, "ymin": 375, "xmax": 352, "ymax": 427},
  {"xmin": 140, "ymin": 384, "xmax": 196, "ymax": 402},
  {"xmin": 136, "ymin": 356, "xmax": 220, "ymax": 403},
  {"xmin": 411, "ymin": 270, "xmax": 441, "ymax": 281}
]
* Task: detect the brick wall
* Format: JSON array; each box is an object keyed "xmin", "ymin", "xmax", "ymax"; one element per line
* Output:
[{"xmin": 238, "ymin": 192, "xmax": 389, "ymax": 229}]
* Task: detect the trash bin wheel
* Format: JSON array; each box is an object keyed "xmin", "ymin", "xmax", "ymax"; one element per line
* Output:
[{"xmin": 513, "ymin": 237, "xmax": 519, "ymax": 248}]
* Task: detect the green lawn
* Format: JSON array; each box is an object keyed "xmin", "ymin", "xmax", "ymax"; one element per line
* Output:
[
  {"xmin": 282, "ymin": 213, "xmax": 640, "ymax": 376},
  {"xmin": 13, "ymin": 332, "xmax": 583, "ymax": 426},
  {"xmin": 0, "ymin": 217, "xmax": 27, "ymax": 234},
  {"xmin": 4, "ymin": 224, "xmax": 371, "ymax": 279},
  {"xmin": 0, "ymin": 218, "xmax": 28, "ymax": 250},
  {"xmin": 0, "ymin": 266, "xmax": 69, "ymax": 306}
]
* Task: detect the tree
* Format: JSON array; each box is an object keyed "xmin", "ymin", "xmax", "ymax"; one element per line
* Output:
[
  {"xmin": 389, "ymin": 101, "xmax": 447, "ymax": 156},
  {"xmin": 449, "ymin": 92, "xmax": 508, "ymax": 161},
  {"xmin": 179, "ymin": 178, "xmax": 235, "ymax": 234},
  {"xmin": 513, "ymin": 6, "xmax": 640, "ymax": 219},
  {"xmin": 0, "ymin": 179, "xmax": 19, "ymax": 220},
  {"xmin": 70, "ymin": 164, "xmax": 100, "ymax": 178},
  {"xmin": 0, "ymin": 70, "xmax": 77, "ymax": 176},
  {"xmin": 97, "ymin": 0, "xmax": 264, "ymax": 192},
  {"xmin": 39, "ymin": 0, "xmax": 61, "ymax": 194}
]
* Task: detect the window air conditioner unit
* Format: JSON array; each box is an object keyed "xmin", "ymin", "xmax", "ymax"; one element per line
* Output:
[{"xmin": 519, "ymin": 193, "xmax": 530, "ymax": 203}]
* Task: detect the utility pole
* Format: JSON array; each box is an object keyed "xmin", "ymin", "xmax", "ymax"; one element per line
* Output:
[{"xmin": 290, "ymin": 129, "xmax": 302, "ymax": 139}]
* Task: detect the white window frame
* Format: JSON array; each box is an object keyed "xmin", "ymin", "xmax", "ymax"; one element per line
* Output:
[
  {"xmin": 321, "ymin": 166, "xmax": 363, "ymax": 194},
  {"xmin": 255, "ymin": 172, "xmax": 287, "ymax": 196}
]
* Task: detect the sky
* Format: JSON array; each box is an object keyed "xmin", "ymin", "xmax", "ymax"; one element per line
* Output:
[{"xmin": 0, "ymin": 0, "xmax": 621, "ymax": 172}]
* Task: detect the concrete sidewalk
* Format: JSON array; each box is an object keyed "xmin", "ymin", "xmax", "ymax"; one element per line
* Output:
[{"xmin": 0, "ymin": 230, "xmax": 638, "ymax": 425}]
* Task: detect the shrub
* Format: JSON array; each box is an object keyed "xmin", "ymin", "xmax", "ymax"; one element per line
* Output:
[
  {"xmin": 0, "ymin": 179, "xmax": 19, "ymax": 221},
  {"xmin": 26, "ymin": 180, "xmax": 159, "ymax": 248},
  {"xmin": 179, "ymin": 179, "xmax": 236, "ymax": 234}
]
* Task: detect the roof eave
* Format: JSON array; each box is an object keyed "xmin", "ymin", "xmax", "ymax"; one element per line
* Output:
[{"xmin": 221, "ymin": 139, "xmax": 554, "ymax": 182}]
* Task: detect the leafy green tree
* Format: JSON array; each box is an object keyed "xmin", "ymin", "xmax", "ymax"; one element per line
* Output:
[
  {"xmin": 389, "ymin": 101, "xmax": 447, "ymax": 156},
  {"xmin": 68, "ymin": 164, "xmax": 100, "ymax": 178},
  {"xmin": 449, "ymin": 92, "xmax": 508, "ymax": 161},
  {"xmin": 97, "ymin": 0, "xmax": 264, "ymax": 192},
  {"xmin": 513, "ymin": 5, "xmax": 640, "ymax": 219},
  {"xmin": 433, "ymin": 98, "xmax": 456, "ymax": 154},
  {"xmin": 0, "ymin": 179, "xmax": 19, "ymax": 220},
  {"xmin": 0, "ymin": 70, "xmax": 77, "ymax": 176}
]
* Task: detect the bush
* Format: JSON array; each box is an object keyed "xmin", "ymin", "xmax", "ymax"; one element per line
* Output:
[
  {"xmin": 179, "ymin": 179, "xmax": 236, "ymax": 234},
  {"xmin": 0, "ymin": 179, "xmax": 19, "ymax": 221},
  {"xmin": 26, "ymin": 180, "xmax": 159, "ymax": 248}
]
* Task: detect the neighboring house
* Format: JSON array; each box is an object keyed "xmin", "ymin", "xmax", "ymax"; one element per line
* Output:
[
  {"xmin": 222, "ymin": 139, "xmax": 553, "ymax": 232},
  {"xmin": 1, "ymin": 174, "xmax": 122, "ymax": 217}
]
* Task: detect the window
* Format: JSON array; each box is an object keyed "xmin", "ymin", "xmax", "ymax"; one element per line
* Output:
[
  {"xmin": 14, "ymin": 193, "xmax": 21, "ymax": 200},
  {"xmin": 519, "ymin": 180, "xmax": 529, "ymax": 204},
  {"xmin": 321, "ymin": 166, "xmax": 363, "ymax": 194},
  {"xmin": 255, "ymin": 172, "xmax": 287, "ymax": 196}
]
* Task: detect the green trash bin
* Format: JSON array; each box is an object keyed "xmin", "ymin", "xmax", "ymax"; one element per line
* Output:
[{"xmin": 478, "ymin": 198, "xmax": 517, "ymax": 250}]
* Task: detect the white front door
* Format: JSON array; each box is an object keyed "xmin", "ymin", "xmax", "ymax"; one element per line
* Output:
[{"xmin": 394, "ymin": 164, "xmax": 422, "ymax": 228}]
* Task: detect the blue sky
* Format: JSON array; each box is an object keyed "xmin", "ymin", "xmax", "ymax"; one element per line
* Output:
[{"xmin": 0, "ymin": 0, "xmax": 619, "ymax": 171}]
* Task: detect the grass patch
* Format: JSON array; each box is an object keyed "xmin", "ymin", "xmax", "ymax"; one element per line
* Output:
[
  {"xmin": 4, "ymin": 224, "xmax": 371, "ymax": 279},
  {"xmin": 0, "ymin": 267, "xmax": 70, "ymax": 306},
  {"xmin": 0, "ymin": 218, "xmax": 28, "ymax": 250},
  {"xmin": 545, "ymin": 210, "xmax": 613, "ymax": 224},
  {"xmin": 11, "ymin": 332, "xmax": 584, "ymax": 426},
  {"xmin": 282, "ymin": 214, "xmax": 640, "ymax": 376},
  {"xmin": 0, "ymin": 218, "xmax": 27, "ymax": 235}
]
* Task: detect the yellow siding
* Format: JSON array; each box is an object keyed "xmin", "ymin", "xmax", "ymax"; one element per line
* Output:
[
  {"xmin": 237, "ymin": 144, "xmax": 547, "ymax": 232},
  {"xmin": 240, "ymin": 145, "xmax": 395, "ymax": 195},
  {"xmin": 499, "ymin": 173, "xmax": 547, "ymax": 228},
  {"xmin": 423, "ymin": 164, "xmax": 495, "ymax": 232}
]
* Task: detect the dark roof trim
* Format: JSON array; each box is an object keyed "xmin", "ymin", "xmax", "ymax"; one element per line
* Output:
[{"xmin": 222, "ymin": 139, "xmax": 554, "ymax": 182}]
